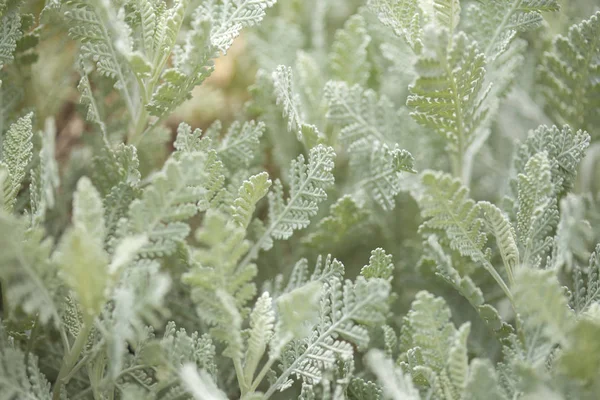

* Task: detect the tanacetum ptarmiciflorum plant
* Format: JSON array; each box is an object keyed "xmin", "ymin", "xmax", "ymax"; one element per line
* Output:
[{"xmin": 1, "ymin": 0, "xmax": 600, "ymax": 399}]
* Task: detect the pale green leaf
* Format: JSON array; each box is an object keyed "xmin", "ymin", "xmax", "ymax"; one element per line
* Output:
[
  {"xmin": 244, "ymin": 292, "xmax": 275, "ymax": 384},
  {"xmin": 368, "ymin": 0, "xmax": 422, "ymax": 52},
  {"xmin": 73, "ymin": 176, "xmax": 106, "ymax": 244},
  {"xmin": 55, "ymin": 225, "xmax": 108, "ymax": 318},
  {"xmin": 1, "ymin": 112, "xmax": 33, "ymax": 210},
  {"xmin": 361, "ymin": 248, "xmax": 394, "ymax": 280},
  {"xmin": 514, "ymin": 268, "xmax": 574, "ymax": 347},
  {"xmin": 329, "ymin": 14, "xmax": 371, "ymax": 86},
  {"xmin": 366, "ymin": 349, "xmax": 420, "ymax": 400},
  {"xmin": 232, "ymin": 172, "xmax": 271, "ymax": 229},
  {"xmin": 539, "ymin": 11, "xmax": 599, "ymax": 134}
]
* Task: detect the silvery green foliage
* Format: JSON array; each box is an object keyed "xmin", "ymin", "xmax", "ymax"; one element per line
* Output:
[
  {"xmin": 2, "ymin": 1, "xmax": 600, "ymax": 399},
  {"xmin": 538, "ymin": 11, "xmax": 599, "ymax": 135},
  {"xmin": 465, "ymin": 0, "xmax": 560, "ymax": 59},
  {"xmin": 0, "ymin": 325, "xmax": 52, "ymax": 400},
  {"xmin": 1, "ymin": 112, "xmax": 32, "ymax": 210},
  {"xmin": 368, "ymin": 0, "xmax": 423, "ymax": 53}
]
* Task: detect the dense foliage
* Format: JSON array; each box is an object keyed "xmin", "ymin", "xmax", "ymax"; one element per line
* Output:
[{"xmin": 1, "ymin": 0, "xmax": 599, "ymax": 399}]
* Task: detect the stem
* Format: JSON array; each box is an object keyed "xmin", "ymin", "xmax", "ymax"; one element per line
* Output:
[
  {"xmin": 60, "ymin": 327, "xmax": 71, "ymax": 354},
  {"xmin": 484, "ymin": 0, "xmax": 523, "ymax": 57},
  {"xmin": 127, "ymin": 107, "xmax": 149, "ymax": 144},
  {"xmin": 248, "ymin": 356, "xmax": 277, "ymax": 394},
  {"xmin": 95, "ymin": 10, "xmax": 137, "ymax": 120},
  {"xmin": 133, "ymin": 114, "xmax": 168, "ymax": 146},
  {"xmin": 52, "ymin": 319, "xmax": 93, "ymax": 400},
  {"xmin": 63, "ymin": 355, "xmax": 89, "ymax": 382},
  {"xmin": 447, "ymin": 59, "xmax": 466, "ymax": 185},
  {"xmin": 482, "ymin": 258, "xmax": 514, "ymax": 305},
  {"xmin": 234, "ymin": 358, "xmax": 248, "ymax": 397}
]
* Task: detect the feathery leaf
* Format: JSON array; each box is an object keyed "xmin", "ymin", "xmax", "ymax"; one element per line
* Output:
[
  {"xmin": 1, "ymin": 112, "xmax": 32, "ymax": 210},
  {"xmin": 329, "ymin": 14, "xmax": 371, "ymax": 86},
  {"xmin": 539, "ymin": 11, "xmax": 599, "ymax": 134}
]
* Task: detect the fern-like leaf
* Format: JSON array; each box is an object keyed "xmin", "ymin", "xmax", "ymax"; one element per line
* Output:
[
  {"xmin": 420, "ymin": 171, "xmax": 486, "ymax": 263},
  {"xmin": 516, "ymin": 152, "xmax": 559, "ymax": 268},
  {"xmin": 539, "ymin": 12, "xmax": 599, "ymax": 134},
  {"xmin": 303, "ymin": 195, "xmax": 369, "ymax": 251},
  {"xmin": 183, "ymin": 169, "xmax": 272, "ymax": 356},
  {"xmin": 269, "ymin": 145, "xmax": 335, "ymax": 240},
  {"xmin": 183, "ymin": 212, "xmax": 255, "ymax": 359},
  {"xmin": 150, "ymin": 321, "xmax": 218, "ymax": 395},
  {"xmin": 217, "ymin": 120, "xmax": 265, "ymax": 170},
  {"xmin": 231, "ymin": 172, "xmax": 271, "ymax": 229},
  {"xmin": 125, "ymin": 152, "xmax": 224, "ymax": 257},
  {"xmin": 407, "ymin": 32, "xmax": 490, "ymax": 174},
  {"xmin": 77, "ymin": 66, "xmax": 106, "ymax": 134},
  {"xmin": 0, "ymin": 213, "xmax": 61, "ymax": 326},
  {"xmin": 1, "ymin": 112, "xmax": 33, "ymax": 210},
  {"xmin": 240, "ymin": 145, "xmax": 335, "ymax": 267},
  {"xmin": 361, "ymin": 248, "xmax": 394, "ymax": 280},
  {"xmin": 147, "ymin": 11, "xmax": 214, "ymax": 117},
  {"xmin": 243, "ymin": 292, "xmax": 275, "ymax": 384},
  {"xmin": 106, "ymin": 259, "xmax": 171, "ymax": 378},
  {"xmin": 366, "ymin": 349, "xmax": 420, "ymax": 400},
  {"xmin": 466, "ymin": 0, "xmax": 560, "ymax": 58},
  {"xmin": 0, "ymin": 11, "xmax": 21, "ymax": 68},
  {"xmin": 200, "ymin": 0, "xmax": 276, "ymax": 54},
  {"xmin": 571, "ymin": 244, "xmax": 600, "ymax": 314},
  {"xmin": 325, "ymin": 81, "xmax": 400, "ymax": 148},
  {"xmin": 54, "ymin": 177, "xmax": 108, "ymax": 318},
  {"xmin": 351, "ymin": 141, "xmax": 416, "ymax": 210},
  {"xmin": 400, "ymin": 291, "xmax": 455, "ymax": 372},
  {"xmin": 399, "ymin": 291, "xmax": 471, "ymax": 394},
  {"xmin": 64, "ymin": 0, "xmax": 136, "ymax": 115},
  {"xmin": 432, "ymin": 0, "xmax": 460, "ymax": 34},
  {"xmin": 480, "ymin": 201, "xmax": 519, "ymax": 286},
  {"xmin": 267, "ymin": 254, "xmax": 344, "ymax": 299},
  {"xmin": 422, "ymin": 235, "xmax": 514, "ymax": 341},
  {"xmin": 368, "ymin": 0, "xmax": 422, "ymax": 53},
  {"xmin": 267, "ymin": 275, "xmax": 390, "ymax": 396},
  {"xmin": 420, "ymin": 171, "xmax": 512, "ymax": 300},
  {"xmin": 513, "ymin": 124, "xmax": 590, "ymax": 197},
  {"xmin": 30, "ymin": 119, "xmax": 59, "ymax": 226},
  {"xmin": 329, "ymin": 14, "xmax": 371, "ymax": 86},
  {"xmin": 272, "ymin": 65, "xmax": 303, "ymax": 138},
  {"xmin": 463, "ymin": 359, "xmax": 507, "ymax": 400},
  {"xmin": 0, "ymin": 330, "xmax": 52, "ymax": 400},
  {"xmin": 513, "ymin": 268, "xmax": 573, "ymax": 347}
]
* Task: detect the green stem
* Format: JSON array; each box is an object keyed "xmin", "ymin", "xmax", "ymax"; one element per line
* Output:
[
  {"xmin": 482, "ymin": 258, "xmax": 514, "ymax": 306},
  {"xmin": 128, "ymin": 106, "xmax": 149, "ymax": 145},
  {"xmin": 234, "ymin": 358, "xmax": 248, "ymax": 397},
  {"xmin": 248, "ymin": 356, "xmax": 277, "ymax": 394},
  {"xmin": 52, "ymin": 319, "xmax": 93, "ymax": 400},
  {"xmin": 63, "ymin": 355, "xmax": 89, "ymax": 382},
  {"xmin": 484, "ymin": 0, "xmax": 523, "ymax": 57}
]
